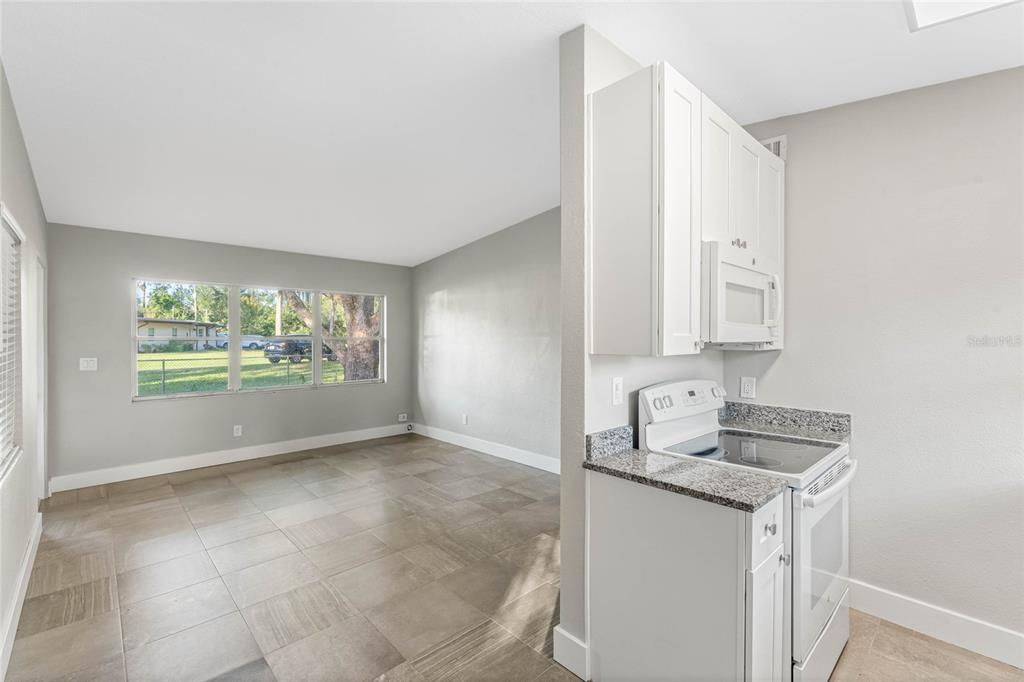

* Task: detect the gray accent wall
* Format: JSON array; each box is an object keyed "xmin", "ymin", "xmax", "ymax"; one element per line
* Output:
[
  {"xmin": 1, "ymin": 62, "xmax": 49, "ymax": 675},
  {"xmin": 412, "ymin": 208, "xmax": 560, "ymax": 460},
  {"xmin": 730, "ymin": 67, "xmax": 1024, "ymax": 633},
  {"xmin": 46, "ymin": 224, "xmax": 413, "ymax": 477}
]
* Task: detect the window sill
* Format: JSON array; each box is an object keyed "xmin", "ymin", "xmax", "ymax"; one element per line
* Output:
[{"xmin": 131, "ymin": 379, "xmax": 385, "ymax": 402}]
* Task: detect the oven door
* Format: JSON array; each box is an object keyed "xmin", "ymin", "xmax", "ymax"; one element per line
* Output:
[
  {"xmin": 792, "ymin": 459, "xmax": 857, "ymax": 664},
  {"xmin": 702, "ymin": 241, "xmax": 780, "ymax": 344}
]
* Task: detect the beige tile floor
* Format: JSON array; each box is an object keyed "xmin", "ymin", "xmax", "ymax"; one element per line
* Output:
[{"xmin": 8, "ymin": 434, "xmax": 1021, "ymax": 681}]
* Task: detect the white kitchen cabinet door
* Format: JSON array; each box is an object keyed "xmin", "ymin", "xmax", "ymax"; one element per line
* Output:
[
  {"xmin": 701, "ymin": 94, "xmax": 785, "ymax": 274},
  {"xmin": 590, "ymin": 62, "xmax": 701, "ymax": 356},
  {"xmin": 746, "ymin": 545, "xmax": 786, "ymax": 682}
]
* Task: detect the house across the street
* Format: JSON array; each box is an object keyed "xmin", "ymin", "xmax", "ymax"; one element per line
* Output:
[{"xmin": 136, "ymin": 317, "xmax": 224, "ymax": 349}]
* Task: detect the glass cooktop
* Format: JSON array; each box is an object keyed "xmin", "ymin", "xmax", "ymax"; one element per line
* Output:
[{"xmin": 664, "ymin": 430, "xmax": 839, "ymax": 475}]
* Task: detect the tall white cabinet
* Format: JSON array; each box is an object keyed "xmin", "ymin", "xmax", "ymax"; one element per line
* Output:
[
  {"xmin": 589, "ymin": 63, "xmax": 702, "ymax": 356},
  {"xmin": 589, "ymin": 62, "xmax": 785, "ymax": 355}
]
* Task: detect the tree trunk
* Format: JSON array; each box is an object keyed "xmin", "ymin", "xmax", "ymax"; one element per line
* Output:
[{"xmin": 280, "ymin": 290, "xmax": 380, "ymax": 381}]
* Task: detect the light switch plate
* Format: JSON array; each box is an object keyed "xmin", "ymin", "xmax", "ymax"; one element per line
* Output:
[
  {"xmin": 612, "ymin": 377, "xmax": 624, "ymax": 406},
  {"xmin": 79, "ymin": 357, "xmax": 98, "ymax": 371},
  {"xmin": 740, "ymin": 376, "xmax": 756, "ymax": 399},
  {"xmin": 233, "ymin": 425, "xmax": 243, "ymax": 437}
]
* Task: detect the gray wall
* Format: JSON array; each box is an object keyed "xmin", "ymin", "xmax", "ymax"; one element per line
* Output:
[
  {"xmin": 730, "ymin": 67, "xmax": 1024, "ymax": 633},
  {"xmin": 47, "ymin": 224, "xmax": 413, "ymax": 478},
  {"xmin": 1, "ymin": 62, "xmax": 48, "ymax": 673},
  {"xmin": 412, "ymin": 208, "xmax": 560, "ymax": 459}
]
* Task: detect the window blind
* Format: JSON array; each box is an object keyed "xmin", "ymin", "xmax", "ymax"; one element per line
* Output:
[{"xmin": 0, "ymin": 221, "xmax": 21, "ymax": 477}]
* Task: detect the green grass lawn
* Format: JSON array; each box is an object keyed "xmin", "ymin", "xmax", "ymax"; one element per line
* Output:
[{"xmin": 136, "ymin": 350, "xmax": 348, "ymax": 396}]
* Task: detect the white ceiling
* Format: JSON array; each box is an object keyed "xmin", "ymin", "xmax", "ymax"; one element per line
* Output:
[{"xmin": 4, "ymin": 2, "xmax": 1022, "ymax": 266}]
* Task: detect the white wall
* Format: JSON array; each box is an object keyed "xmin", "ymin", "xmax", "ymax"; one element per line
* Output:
[
  {"xmin": 730, "ymin": 68, "xmax": 1024, "ymax": 638},
  {"xmin": 558, "ymin": 26, "xmax": 727, "ymax": 675},
  {"xmin": 46, "ymin": 224, "xmax": 413, "ymax": 481},
  {"xmin": 412, "ymin": 208, "xmax": 560, "ymax": 461},
  {"xmin": 0, "ymin": 63, "xmax": 48, "ymax": 677}
]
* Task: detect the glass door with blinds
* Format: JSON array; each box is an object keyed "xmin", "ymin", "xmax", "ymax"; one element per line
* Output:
[{"xmin": 0, "ymin": 213, "xmax": 22, "ymax": 480}]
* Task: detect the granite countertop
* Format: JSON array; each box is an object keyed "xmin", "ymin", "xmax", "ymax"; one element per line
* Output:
[{"xmin": 583, "ymin": 401, "xmax": 851, "ymax": 513}]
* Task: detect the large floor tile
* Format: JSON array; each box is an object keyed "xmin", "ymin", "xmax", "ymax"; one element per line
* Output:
[
  {"xmin": 304, "ymin": 530, "xmax": 394, "ymax": 575},
  {"xmin": 504, "ymin": 476, "xmax": 560, "ymax": 502},
  {"xmin": 492, "ymin": 582, "xmax": 560, "ymax": 656},
  {"xmin": 208, "ymin": 530, "xmax": 299, "ymax": 574},
  {"xmin": 185, "ymin": 496, "xmax": 261, "ymax": 527},
  {"xmin": 450, "ymin": 514, "xmax": 550, "ymax": 555},
  {"xmin": 377, "ymin": 476, "xmax": 435, "ymax": 497},
  {"xmin": 6, "ymin": 611, "xmax": 123, "ymax": 682},
  {"xmin": 437, "ymin": 557, "xmax": 549, "ymax": 617},
  {"xmin": 326, "ymin": 553, "xmax": 434, "ymax": 611},
  {"xmin": 121, "ymin": 577, "xmax": 237, "ymax": 650},
  {"xmin": 26, "ymin": 545, "xmax": 116, "ymax": 598},
  {"xmin": 265, "ymin": 497, "xmax": 338, "ymax": 528},
  {"xmin": 371, "ymin": 516, "xmax": 446, "ymax": 551},
  {"xmin": 422, "ymin": 501, "xmax": 498, "ymax": 531},
  {"xmin": 302, "ymin": 473, "xmax": 364, "ymax": 497},
  {"xmin": 281, "ymin": 511, "xmax": 363, "ymax": 549},
  {"xmin": 375, "ymin": 661, "xmax": 428, "ymax": 682},
  {"xmin": 241, "ymin": 580, "xmax": 357, "ymax": 654},
  {"xmin": 266, "ymin": 615, "xmax": 405, "ymax": 682},
  {"xmin": 249, "ymin": 483, "xmax": 317, "ymax": 512},
  {"xmin": 15, "ymin": 576, "xmax": 118, "ymax": 638},
  {"xmin": 411, "ymin": 619, "xmax": 551, "ymax": 682},
  {"xmin": 117, "ymin": 551, "xmax": 219, "ymax": 605},
  {"xmin": 208, "ymin": 657, "xmax": 277, "ymax": 682},
  {"xmin": 326, "ymin": 485, "xmax": 394, "ymax": 513},
  {"xmin": 395, "ymin": 488, "xmax": 458, "ymax": 514},
  {"xmin": 124, "ymin": 611, "xmax": 261, "ymax": 682},
  {"xmin": 467, "ymin": 488, "xmax": 536, "ymax": 514},
  {"xmin": 534, "ymin": 664, "xmax": 581, "ymax": 682},
  {"xmin": 195, "ymin": 513, "xmax": 278, "ymax": 549},
  {"xmin": 366, "ymin": 582, "xmax": 487, "ymax": 660},
  {"xmin": 222, "ymin": 552, "xmax": 322, "ymax": 608},
  {"xmin": 436, "ymin": 477, "xmax": 502, "ymax": 501},
  {"xmin": 114, "ymin": 528, "xmax": 205, "ymax": 573},
  {"xmin": 343, "ymin": 499, "xmax": 414, "ymax": 530},
  {"xmin": 495, "ymin": 533, "xmax": 560, "ymax": 586}
]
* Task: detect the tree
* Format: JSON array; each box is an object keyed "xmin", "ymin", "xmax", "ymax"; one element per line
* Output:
[{"xmin": 281, "ymin": 290, "xmax": 380, "ymax": 381}]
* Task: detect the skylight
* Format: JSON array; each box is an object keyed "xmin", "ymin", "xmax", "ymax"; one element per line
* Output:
[{"xmin": 906, "ymin": 0, "xmax": 1021, "ymax": 30}]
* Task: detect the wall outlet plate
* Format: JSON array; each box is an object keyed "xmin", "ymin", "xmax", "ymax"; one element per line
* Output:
[
  {"xmin": 740, "ymin": 376, "xmax": 756, "ymax": 399},
  {"xmin": 461, "ymin": 414, "xmax": 469, "ymax": 425},
  {"xmin": 79, "ymin": 357, "xmax": 98, "ymax": 371},
  {"xmin": 397, "ymin": 413, "xmax": 408, "ymax": 423},
  {"xmin": 612, "ymin": 377, "xmax": 624, "ymax": 406},
  {"xmin": 233, "ymin": 425, "xmax": 243, "ymax": 437}
]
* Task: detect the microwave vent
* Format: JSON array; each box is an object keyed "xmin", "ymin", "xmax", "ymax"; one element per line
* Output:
[{"xmin": 760, "ymin": 135, "xmax": 787, "ymax": 161}]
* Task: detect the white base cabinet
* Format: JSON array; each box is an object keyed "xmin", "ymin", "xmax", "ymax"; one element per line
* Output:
[
  {"xmin": 589, "ymin": 62, "xmax": 702, "ymax": 356},
  {"xmin": 588, "ymin": 471, "xmax": 787, "ymax": 681}
]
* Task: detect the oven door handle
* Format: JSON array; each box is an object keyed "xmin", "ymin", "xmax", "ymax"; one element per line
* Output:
[{"xmin": 802, "ymin": 460, "xmax": 858, "ymax": 508}]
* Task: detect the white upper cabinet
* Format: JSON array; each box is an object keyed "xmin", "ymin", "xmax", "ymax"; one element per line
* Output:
[
  {"xmin": 590, "ymin": 63, "xmax": 702, "ymax": 356},
  {"xmin": 701, "ymin": 94, "xmax": 785, "ymax": 275}
]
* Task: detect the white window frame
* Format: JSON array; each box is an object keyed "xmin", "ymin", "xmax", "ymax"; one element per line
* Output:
[
  {"xmin": 132, "ymin": 278, "xmax": 387, "ymax": 401},
  {"xmin": 0, "ymin": 205, "xmax": 25, "ymax": 481}
]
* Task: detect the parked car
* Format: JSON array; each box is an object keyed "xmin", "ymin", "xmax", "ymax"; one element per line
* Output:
[
  {"xmin": 241, "ymin": 335, "xmax": 267, "ymax": 350},
  {"xmin": 264, "ymin": 336, "xmax": 338, "ymax": 363}
]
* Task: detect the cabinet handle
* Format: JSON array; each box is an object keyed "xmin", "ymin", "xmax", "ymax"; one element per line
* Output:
[
  {"xmin": 764, "ymin": 523, "xmax": 777, "ymax": 536},
  {"xmin": 780, "ymin": 553, "xmax": 791, "ymax": 566}
]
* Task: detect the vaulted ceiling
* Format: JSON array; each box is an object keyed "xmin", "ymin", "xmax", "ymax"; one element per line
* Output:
[{"xmin": 4, "ymin": 2, "xmax": 1022, "ymax": 265}]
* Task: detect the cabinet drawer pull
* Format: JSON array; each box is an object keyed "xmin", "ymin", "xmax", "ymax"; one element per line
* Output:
[{"xmin": 764, "ymin": 523, "xmax": 777, "ymax": 536}]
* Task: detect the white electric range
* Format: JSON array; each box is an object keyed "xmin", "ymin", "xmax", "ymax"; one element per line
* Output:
[{"xmin": 639, "ymin": 379, "xmax": 857, "ymax": 682}]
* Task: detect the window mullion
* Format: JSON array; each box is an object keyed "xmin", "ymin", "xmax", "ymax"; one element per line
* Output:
[
  {"xmin": 312, "ymin": 292, "xmax": 322, "ymax": 386},
  {"xmin": 228, "ymin": 285, "xmax": 241, "ymax": 391}
]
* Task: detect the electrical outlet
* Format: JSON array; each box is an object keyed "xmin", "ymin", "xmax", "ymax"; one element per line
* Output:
[
  {"xmin": 397, "ymin": 413, "xmax": 408, "ymax": 423},
  {"xmin": 79, "ymin": 357, "xmax": 98, "ymax": 371},
  {"xmin": 461, "ymin": 414, "xmax": 469, "ymax": 425},
  {"xmin": 612, "ymin": 377, "xmax": 624, "ymax": 406},
  {"xmin": 233, "ymin": 425, "xmax": 243, "ymax": 437},
  {"xmin": 740, "ymin": 377, "xmax": 756, "ymax": 399}
]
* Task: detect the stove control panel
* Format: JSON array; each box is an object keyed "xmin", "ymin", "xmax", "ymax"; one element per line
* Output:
[{"xmin": 639, "ymin": 379, "xmax": 726, "ymax": 424}]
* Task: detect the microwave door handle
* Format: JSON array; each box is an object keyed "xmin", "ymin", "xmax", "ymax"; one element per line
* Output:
[
  {"xmin": 802, "ymin": 460, "xmax": 858, "ymax": 509},
  {"xmin": 765, "ymin": 274, "xmax": 781, "ymax": 327}
]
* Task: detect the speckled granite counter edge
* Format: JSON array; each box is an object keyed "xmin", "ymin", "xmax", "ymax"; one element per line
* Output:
[
  {"xmin": 720, "ymin": 401, "xmax": 851, "ymax": 442},
  {"xmin": 585, "ymin": 425, "xmax": 633, "ymax": 458}
]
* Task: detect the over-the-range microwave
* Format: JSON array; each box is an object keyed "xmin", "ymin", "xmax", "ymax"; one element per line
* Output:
[{"xmin": 701, "ymin": 240, "xmax": 782, "ymax": 349}]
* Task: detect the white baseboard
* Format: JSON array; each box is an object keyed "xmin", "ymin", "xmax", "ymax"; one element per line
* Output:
[
  {"xmin": 553, "ymin": 625, "xmax": 589, "ymax": 680},
  {"xmin": 49, "ymin": 424, "xmax": 409, "ymax": 492},
  {"xmin": 411, "ymin": 423, "xmax": 559, "ymax": 475},
  {"xmin": 1, "ymin": 512, "xmax": 42, "ymax": 680},
  {"xmin": 849, "ymin": 578, "xmax": 1024, "ymax": 669}
]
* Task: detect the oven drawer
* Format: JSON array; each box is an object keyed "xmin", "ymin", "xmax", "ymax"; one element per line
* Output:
[{"xmin": 747, "ymin": 492, "xmax": 784, "ymax": 569}]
